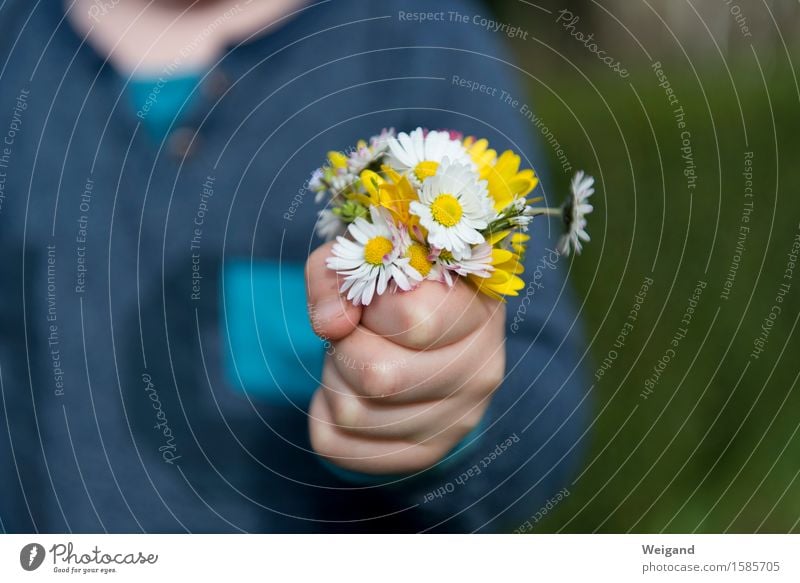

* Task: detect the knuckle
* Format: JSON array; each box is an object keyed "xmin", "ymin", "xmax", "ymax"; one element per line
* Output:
[
  {"xmin": 475, "ymin": 355, "xmax": 505, "ymax": 393},
  {"xmin": 400, "ymin": 303, "xmax": 441, "ymax": 348},
  {"xmin": 359, "ymin": 361, "xmax": 398, "ymax": 398},
  {"xmin": 460, "ymin": 409, "xmax": 485, "ymax": 434},
  {"xmin": 414, "ymin": 443, "xmax": 448, "ymax": 470},
  {"xmin": 304, "ymin": 250, "xmax": 323, "ymax": 292},
  {"xmin": 309, "ymin": 310, "xmax": 325, "ymax": 337},
  {"xmin": 327, "ymin": 390, "xmax": 362, "ymax": 429},
  {"xmin": 309, "ymin": 416, "xmax": 337, "ymax": 459}
]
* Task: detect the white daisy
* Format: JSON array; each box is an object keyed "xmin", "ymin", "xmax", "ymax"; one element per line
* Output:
[
  {"xmin": 428, "ymin": 243, "xmax": 493, "ymax": 285},
  {"xmin": 309, "ymin": 168, "xmax": 328, "ymax": 203},
  {"xmin": 326, "ymin": 207, "xmax": 421, "ymax": 306},
  {"xmin": 447, "ymin": 242, "xmax": 494, "ymax": 278},
  {"xmin": 426, "ymin": 246, "xmax": 453, "ymax": 286},
  {"xmin": 346, "ymin": 128, "xmax": 395, "ymax": 174},
  {"xmin": 508, "ymin": 213, "xmax": 533, "ymax": 230},
  {"xmin": 557, "ymin": 170, "xmax": 595, "ymax": 256},
  {"xmin": 386, "ymin": 127, "xmax": 472, "ymax": 184},
  {"xmin": 316, "ymin": 208, "xmax": 344, "ymax": 241},
  {"xmin": 410, "ymin": 158, "xmax": 494, "ymax": 259}
]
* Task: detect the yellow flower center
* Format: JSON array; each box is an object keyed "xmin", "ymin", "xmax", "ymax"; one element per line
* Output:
[
  {"xmin": 438, "ymin": 250, "xmax": 454, "ymax": 263},
  {"xmin": 407, "ymin": 243, "xmax": 432, "ymax": 277},
  {"xmin": 363, "ymin": 236, "xmax": 393, "ymax": 266},
  {"xmin": 430, "ymin": 194, "xmax": 463, "ymax": 227},
  {"xmin": 413, "ymin": 160, "xmax": 439, "ymax": 181}
]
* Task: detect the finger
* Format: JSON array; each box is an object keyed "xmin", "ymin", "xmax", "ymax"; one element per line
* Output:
[
  {"xmin": 361, "ymin": 278, "xmax": 498, "ymax": 350},
  {"xmin": 320, "ymin": 361, "xmax": 489, "ymax": 440},
  {"xmin": 331, "ymin": 314, "xmax": 506, "ymax": 404},
  {"xmin": 308, "ymin": 389, "xmax": 471, "ymax": 474},
  {"xmin": 306, "ymin": 241, "xmax": 362, "ymax": 341}
]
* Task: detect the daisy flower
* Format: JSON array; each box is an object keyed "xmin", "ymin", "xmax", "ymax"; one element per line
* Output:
[
  {"xmin": 326, "ymin": 207, "xmax": 420, "ymax": 306},
  {"xmin": 428, "ymin": 249, "xmax": 456, "ymax": 286},
  {"xmin": 449, "ymin": 242, "xmax": 494, "ymax": 278},
  {"xmin": 430, "ymin": 243, "xmax": 493, "ymax": 282},
  {"xmin": 387, "ymin": 127, "xmax": 472, "ymax": 184},
  {"xmin": 557, "ymin": 170, "xmax": 595, "ymax": 256},
  {"xmin": 309, "ymin": 168, "xmax": 325, "ymax": 200},
  {"xmin": 410, "ymin": 158, "xmax": 493, "ymax": 259},
  {"xmin": 346, "ymin": 128, "xmax": 395, "ymax": 174},
  {"xmin": 468, "ymin": 248, "xmax": 526, "ymax": 301},
  {"xmin": 312, "ymin": 150, "xmax": 365, "ymax": 202},
  {"xmin": 316, "ymin": 208, "xmax": 344, "ymax": 241},
  {"xmin": 393, "ymin": 226, "xmax": 433, "ymax": 281}
]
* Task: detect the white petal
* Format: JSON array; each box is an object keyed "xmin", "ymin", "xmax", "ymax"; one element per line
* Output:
[{"xmin": 376, "ymin": 267, "xmax": 388, "ymax": 295}]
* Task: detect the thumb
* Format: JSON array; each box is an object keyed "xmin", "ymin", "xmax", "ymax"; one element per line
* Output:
[{"xmin": 306, "ymin": 241, "xmax": 362, "ymax": 341}]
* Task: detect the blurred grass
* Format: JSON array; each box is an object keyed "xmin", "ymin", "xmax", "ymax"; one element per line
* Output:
[{"xmin": 518, "ymin": 61, "xmax": 800, "ymax": 532}]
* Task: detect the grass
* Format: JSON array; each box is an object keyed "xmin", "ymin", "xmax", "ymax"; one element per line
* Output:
[{"xmin": 522, "ymin": 60, "xmax": 800, "ymax": 532}]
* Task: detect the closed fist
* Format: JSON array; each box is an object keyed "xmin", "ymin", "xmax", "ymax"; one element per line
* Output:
[{"xmin": 306, "ymin": 241, "xmax": 506, "ymax": 475}]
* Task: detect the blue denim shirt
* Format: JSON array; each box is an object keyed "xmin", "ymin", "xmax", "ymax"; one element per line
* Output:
[{"xmin": 0, "ymin": 0, "xmax": 590, "ymax": 532}]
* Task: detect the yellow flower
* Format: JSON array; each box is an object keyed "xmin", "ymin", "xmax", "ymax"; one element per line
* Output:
[
  {"xmin": 489, "ymin": 153, "xmax": 539, "ymax": 212},
  {"xmin": 327, "ymin": 150, "xmax": 348, "ymax": 169},
  {"xmin": 511, "ymin": 232, "xmax": 530, "ymax": 255},
  {"xmin": 464, "ymin": 137, "xmax": 497, "ymax": 178},
  {"xmin": 464, "ymin": 138, "xmax": 539, "ymax": 212},
  {"xmin": 358, "ymin": 167, "xmax": 420, "ymax": 229},
  {"xmin": 469, "ymin": 248, "xmax": 525, "ymax": 301},
  {"xmin": 406, "ymin": 242, "xmax": 433, "ymax": 277}
]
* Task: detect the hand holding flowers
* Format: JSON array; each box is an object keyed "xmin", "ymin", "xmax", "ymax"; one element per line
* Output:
[
  {"xmin": 305, "ymin": 127, "xmax": 595, "ymax": 474},
  {"xmin": 306, "ymin": 241, "xmax": 506, "ymax": 475}
]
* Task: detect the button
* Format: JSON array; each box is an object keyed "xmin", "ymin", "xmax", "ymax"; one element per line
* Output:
[
  {"xmin": 168, "ymin": 127, "xmax": 199, "ymax": 159},
  {"xmin": 204, "ymin": 70, "xmax": 230, "ymax": 99}
]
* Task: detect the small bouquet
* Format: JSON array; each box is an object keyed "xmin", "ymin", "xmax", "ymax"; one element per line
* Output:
[{"xmin": 310, "ymin": 128, "xmax": 594, "ymax": 306}]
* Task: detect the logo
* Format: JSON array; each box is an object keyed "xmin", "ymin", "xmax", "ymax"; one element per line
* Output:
[{"xmin": 20, "ymin": 543, "xmax": 46, "ymax": 571}]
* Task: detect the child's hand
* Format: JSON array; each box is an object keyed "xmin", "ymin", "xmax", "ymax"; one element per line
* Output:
[{"xmin": 305, "ymin": 242, "xmax": 506, "ymax": 475}]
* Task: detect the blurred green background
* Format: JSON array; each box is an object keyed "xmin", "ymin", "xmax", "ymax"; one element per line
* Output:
[{"xmin": 485, "ymin": 0, "xmax": 800, "ymax": 532}]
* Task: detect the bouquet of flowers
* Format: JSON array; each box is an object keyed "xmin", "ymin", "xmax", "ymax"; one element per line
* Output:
[{"xmin": 310, "ymin": 127, "xmax": 594, "ymax": 306}]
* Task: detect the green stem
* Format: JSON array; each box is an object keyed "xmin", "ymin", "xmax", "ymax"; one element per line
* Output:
[{"xmin": 527, "ymin": 206, "xmax": 563, "ymax": 217}]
